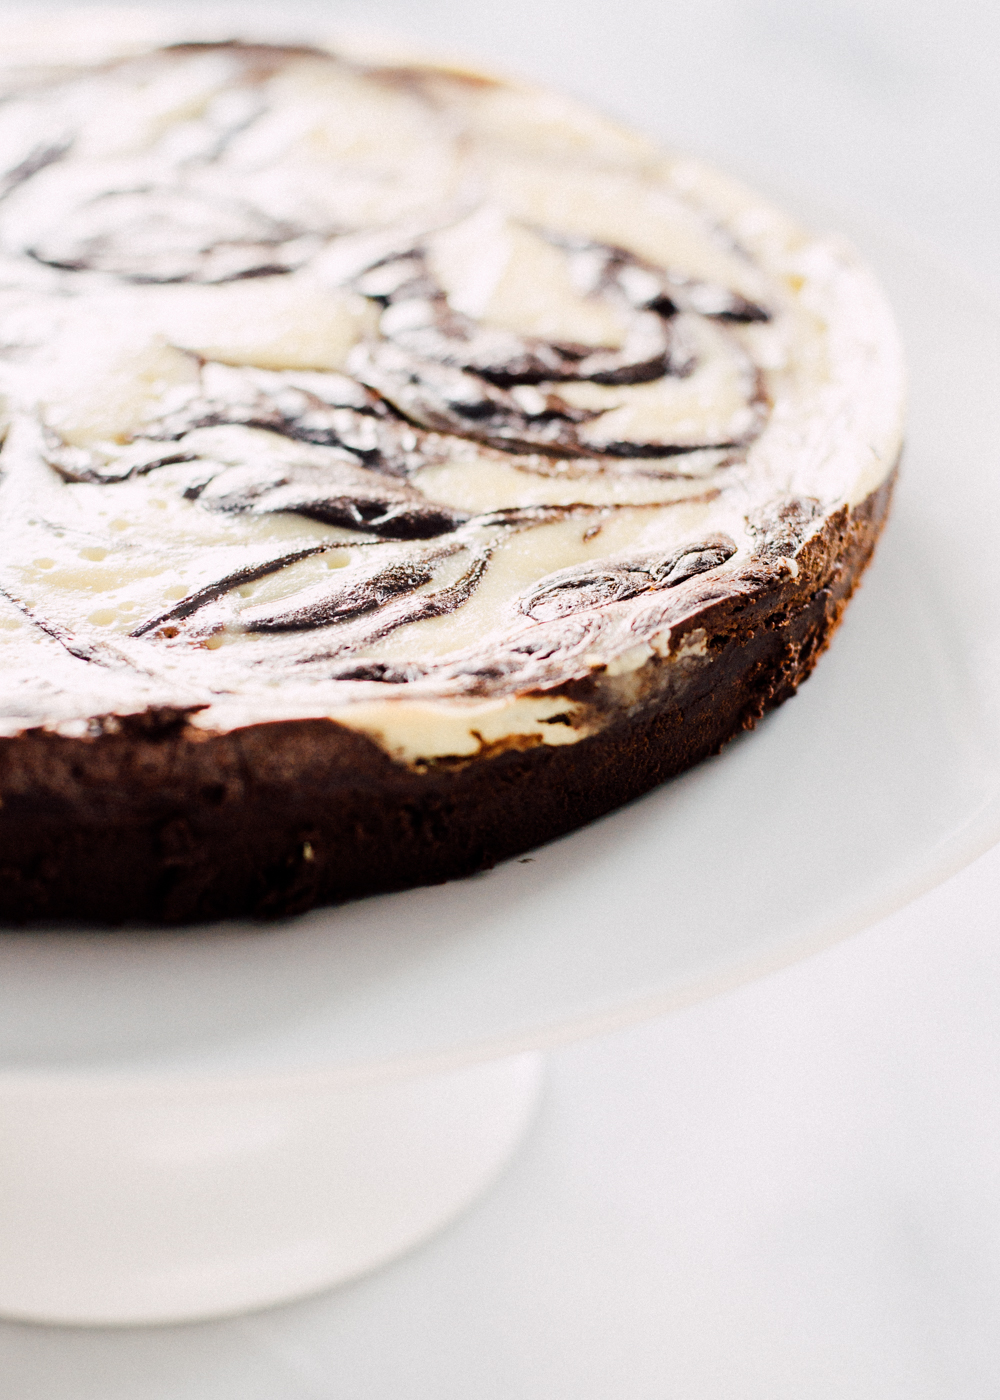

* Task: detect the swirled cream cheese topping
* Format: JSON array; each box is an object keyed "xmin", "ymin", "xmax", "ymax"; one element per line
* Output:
[{"xmin": 0, "ymin": 36, "xmax": 904, "ymax": 758}]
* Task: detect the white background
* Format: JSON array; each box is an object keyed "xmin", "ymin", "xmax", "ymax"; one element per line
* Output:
[{"xmin": 2, "ymin": 1, "xmax": 999, "ymax": 1394}]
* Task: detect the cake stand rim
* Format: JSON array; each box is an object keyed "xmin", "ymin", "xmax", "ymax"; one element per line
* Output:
[{"xmin": 0, "ymin": 199, "xmax": 996, "ymax": 1089}]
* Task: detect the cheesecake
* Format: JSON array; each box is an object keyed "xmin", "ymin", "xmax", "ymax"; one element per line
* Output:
[{"xmin": 0, "ymin": 33, "xmax": 904, "ymax": 921}]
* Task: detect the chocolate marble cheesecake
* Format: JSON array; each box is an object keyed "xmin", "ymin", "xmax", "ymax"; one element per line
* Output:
[{"xmin": 0, "ymin": 31, "xmax": 904, "ymax": 922}]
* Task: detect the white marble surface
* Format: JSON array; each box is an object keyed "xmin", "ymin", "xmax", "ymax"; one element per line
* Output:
[{"xmin": 2, "ymin": 0, "xmax": 999, "ymax": 1393}]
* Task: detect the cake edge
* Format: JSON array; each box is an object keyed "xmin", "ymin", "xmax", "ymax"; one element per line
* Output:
[{"xmin": 0, "ymin": 464, "xmax": 896, "ymax": 926}]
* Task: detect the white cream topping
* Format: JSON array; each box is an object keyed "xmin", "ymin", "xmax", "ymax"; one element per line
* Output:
[{"xmin": 0, "ymin": 28, "xmax": 905, "ymax": 759}]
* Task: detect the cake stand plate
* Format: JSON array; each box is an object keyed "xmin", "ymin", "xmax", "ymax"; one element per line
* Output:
[{"xmin": 1, "ymin": 216, "xmax": 998, "ymax": 1324}]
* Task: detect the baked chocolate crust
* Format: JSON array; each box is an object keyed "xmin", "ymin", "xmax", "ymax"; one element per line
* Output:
[{"xmin": 0, "ymin": 469, "xmax": 894, "ymax": 926}]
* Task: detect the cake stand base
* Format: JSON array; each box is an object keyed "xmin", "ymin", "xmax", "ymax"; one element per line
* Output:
[{"xmin": 0, "ymin": 1051, "xmax": 544, "ymax": 1327}]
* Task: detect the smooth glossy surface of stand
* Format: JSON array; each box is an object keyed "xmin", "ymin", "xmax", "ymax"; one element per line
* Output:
[{"xmin": 0, "ymin": 1053, "xmax": 544, "ymax": 1326}]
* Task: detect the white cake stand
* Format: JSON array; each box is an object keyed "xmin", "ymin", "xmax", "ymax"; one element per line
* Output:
[{"xmin": 1, "ymin": 215, "xmax": 998, "ymax": 1326}]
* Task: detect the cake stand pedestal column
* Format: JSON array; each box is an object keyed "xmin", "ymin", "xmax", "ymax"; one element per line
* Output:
[{"xmin": 0, "ymin": 1051, "xmax": 544, "ymax": 1326}]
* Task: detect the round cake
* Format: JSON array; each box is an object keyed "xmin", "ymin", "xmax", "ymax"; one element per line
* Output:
[{"xmin": 0, "ymin": 30, "xmax": 904, "ymax": 923}]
